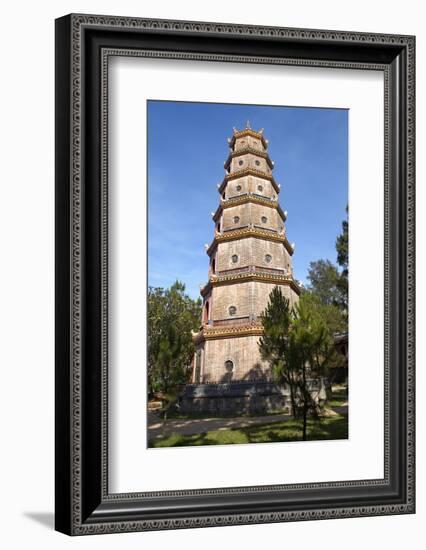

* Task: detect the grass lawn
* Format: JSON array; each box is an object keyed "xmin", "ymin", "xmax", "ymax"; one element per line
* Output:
[
  {"xmin": 327, "ymin": 387, "xmax": 348, "ymax": 408},
  {"xmin": 149, "ymin": 414, "xmax": 348, "ymax": 448},
  {"xmin": 327, "ymin": 398, "xmax": 347, "ymax": 408}
]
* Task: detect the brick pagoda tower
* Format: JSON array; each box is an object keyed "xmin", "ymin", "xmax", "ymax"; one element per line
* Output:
[{"xmin": 191, "ymin": 124, "xmax": 300, "ymax": 384}]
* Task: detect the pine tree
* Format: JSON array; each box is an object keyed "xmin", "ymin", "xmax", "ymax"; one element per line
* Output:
[
  {"xmin": 259, "ymin": 288, "xmax": 333, "ymax": 440},
  {"xmin": 336, "ymin": 205, "xmax": 349, "ymax": 315}
]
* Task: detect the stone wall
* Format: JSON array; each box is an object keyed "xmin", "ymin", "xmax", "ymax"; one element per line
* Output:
[
  {"xmin": 179, "ymin": 379, "xmax": 329, "ymax": 416},
  {"xmin": 216, "ymin": 238, "xmax": 291, "ymax": 273},
  {"xmin": 179, "ymin": 381, "xmax": 290, "ymax": 415},
  {"xmin": 252, "ymin": 281, "xmax": 298, "ymax": 314},
  {"xmin": 210, "ymin": 280, "xmax": 296, "ymax": 321},
  {"xmin": 210, "ymin": 281, "xmax": 252, "ymax": 320},
  {"xmin": 224, "ymin": 176, "xmax": 276, "ymax": 200},
  {"xmin": 234, "ymin": 135, "xmax": 263, "ymax": 152},
  {"xmin": 201, "ymin": 334, "xmax": 270, "ymax": 382},
  {"xmin": 230, "ymin": 153, "xmax": 271, "ymax": 175},
  {"xmin": 221, "ymin": 204, "xmax": 282, "ymax": 234}
]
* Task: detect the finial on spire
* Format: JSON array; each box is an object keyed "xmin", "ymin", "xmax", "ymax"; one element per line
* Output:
[{"xmin": 246, "ymin": 120, "xmax": 251, "ymax": 129}]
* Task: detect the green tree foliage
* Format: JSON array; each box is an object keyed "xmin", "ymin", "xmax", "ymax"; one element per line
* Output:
[
  {"xmin": 336, "ymin": 206, "xmax": 349, "ymax": 273},
  {"xmin": 306, "ymin": 259, "xmax": 342, "ymax": 306},
  {"xmin": 259, "ymin": 288, "xmax": 336, "ymax": 440},
  {"xmin": 306, "ymin": 207, "xmax": 349, "ymax": 324},
  {"xmin": 300, "ymin": 292, "xmax": 346, "ymax": 336},
  {"xmin": 336, "ymin": 205, "xmax": 349, "ymax": 312},
  {"xmin": 148, "ymin": 281, "xmax": 202, "ymax": 395},
  {"xmin": 304, "ymin": 260, "xmax": 347, "ymax": 335}
]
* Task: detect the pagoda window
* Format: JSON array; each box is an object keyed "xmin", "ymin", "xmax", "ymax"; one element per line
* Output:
[
  {"xmin": 233, "ymin": 216, "xmax": 240, "ymax": 224},
  {"xmin": 204, "ymin": 301, "xmax": 210, "ymax": 323},
  {"xmin": 265, "ymin": 254, "xmax": 272, "ymax": 264},
  {"xmin": 261, "ymin": 216, "xmax": 267, "ymax": 223},
  {"xmin": 255, "ymin": 159, "xmax": 261, "ymax": 166},
  {"xmin": 231, "ymin": 254, "xmax": 238, "ymax": 264},
  {"xmin": 228, "ymin": 306, "xmax": 237, "ymax": 316},
  {"xmin": 238, "ymin": 159, "xmax": 244, "ymax": 166},
  {"xmin": 194, "ymin": 351, "xmax": 202, "ymax": 384},
  {"xmin": 257, "ymin": 185, "xmax": 263, "ymax": 192},
  {"xmin": 225, "ymin": 360, "xmax": 234, "ymax": 372},
  {"xmin": 236, "ymin": 184, "xmax": 242, "ymax": 192}
]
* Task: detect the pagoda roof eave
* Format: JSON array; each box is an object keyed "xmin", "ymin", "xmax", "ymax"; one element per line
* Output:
[
  {"xmin": 206, "ymin": 227, "xmax": 294, "ymax": 256},
  {"xmin": 277, "ymin": 204, "xmax": 287, "ymax": 222},
  {"xmin": 200, "ymin": 281, "xmax": 212, "ymax": 297},
  {"xmin": 218, "ymin": 168, "xmax": 280, "ymax": 195},
  {"xmin": 210, "ymin": 272, "xmax": 301, "ymax": 294},
  {"xmin": 229, "ymin": 128, "xmax": 268, "ymax": 149},
  {"xmin": 212, "ymin": 194, "xmax": 287, "ymax": 222},
  {"xmin": 193, "ymin": 323, "xmax": 265, "ymax": 343},
  {"xmin": 199, "ymin": 272, "xmax": 301, "ymax": 298},
  {"xmin": 223, "ymin": 147, "xmax": 274, "ymax": 170}
]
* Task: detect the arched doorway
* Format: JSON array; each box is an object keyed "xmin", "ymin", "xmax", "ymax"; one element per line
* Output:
[{"xmin": 223, "ymin": 360, "xmax": 234, "ymax": 382}]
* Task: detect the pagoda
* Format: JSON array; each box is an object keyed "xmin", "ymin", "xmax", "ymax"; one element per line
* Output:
[{"xmin": 191, "ymin": 124, "xmax": 300, "ymax": 384}]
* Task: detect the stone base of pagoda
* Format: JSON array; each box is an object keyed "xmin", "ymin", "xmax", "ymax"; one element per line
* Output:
[{"xmin": 178, "ymin": 381, "xmax": 290, "ymax": 416}]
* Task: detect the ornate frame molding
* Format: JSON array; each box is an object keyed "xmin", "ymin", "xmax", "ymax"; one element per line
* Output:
[{"xmin": 55, "ymin": 13, "xmax": 415, "ymax": 536}]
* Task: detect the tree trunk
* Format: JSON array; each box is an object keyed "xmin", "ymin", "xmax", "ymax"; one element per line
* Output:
[
  {"xmin": 302, "ymin": 362, "xmax": 307, "ymax": 441},
  {"xmin": 302, "ymin": 408, "xmax": 307, "ymax": 441}
]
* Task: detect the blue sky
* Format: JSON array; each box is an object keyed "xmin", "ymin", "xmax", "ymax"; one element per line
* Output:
[{"xmin": 148, "ymin": 100, "xmax": 348, "ymax": 299}]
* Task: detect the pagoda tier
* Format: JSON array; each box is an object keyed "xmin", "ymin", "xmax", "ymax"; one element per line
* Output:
[
  {"xmin": 212, "ymin": 193, "xmax": 287, "ymax": 224},
  {"xmin": 192, "ymin": 124, "xmax": 300, "ymax": 384}
]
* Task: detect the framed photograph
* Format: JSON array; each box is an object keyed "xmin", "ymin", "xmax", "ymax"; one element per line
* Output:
[{"xmin": 55, "ymin": 14, "xmax": 415, "ymax": 535}]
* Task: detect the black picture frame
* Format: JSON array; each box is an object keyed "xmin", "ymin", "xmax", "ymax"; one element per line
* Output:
[{"xmin": 55, "ymin": 13, "xmax": 415, "ymax": 535}]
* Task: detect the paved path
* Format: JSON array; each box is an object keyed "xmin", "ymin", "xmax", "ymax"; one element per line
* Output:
[
  {"xmin": 148, "ymin": 403, "xmax": 348, "ymax": 440},
  {"xmin": 332, "ymin": 404, "xmax": 349, "ymax": 416},
  {"xmin": 148, "ymin": 411, "xmax": 292, "ymax": 439}
]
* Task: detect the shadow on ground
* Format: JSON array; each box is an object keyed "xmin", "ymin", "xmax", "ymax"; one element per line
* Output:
[
  {"xmin": 149, "ymin": 414, "xmax": 348, "ymax": 448},
  {"xmin": 24, "ymin": 512, "xmax": 54, "ymax": 530}
]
